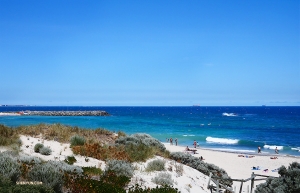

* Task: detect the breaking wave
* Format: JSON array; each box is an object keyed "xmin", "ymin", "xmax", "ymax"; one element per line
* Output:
[
  {"xmin": 222, "ymin": 112, "xmax": 238, "ymax": 117},
  {"xmin": 206, "ymin": 137, "xmax": 239, "ymax": 144},
  {"xmin": 263, "ymin": 145, "xmax": 284, "ymax": 150}
]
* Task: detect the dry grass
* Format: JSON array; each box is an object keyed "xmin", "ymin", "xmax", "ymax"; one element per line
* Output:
[{"xmin": 14, "ymin": 123, "xmax": 117, "ymax": 145}]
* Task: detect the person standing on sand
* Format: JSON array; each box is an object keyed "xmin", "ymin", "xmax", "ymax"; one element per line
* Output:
[
  {"xmin": 175, "ymin": 138, "xmax": 178, "ymax": 146},
  {"xmin": 193, "ymin": 140, "xmax": 197, "ymax": 148},
  {"xmin": 170, "ymin": 138, "xmax": 173, "ymax": 145},
  {"xmin": 275, "ymin": 147, "xmax": 279, "ymax": 154},
  {"xmin": 258, "ymin": 146, "xmax": 261, "ymax": 153}
]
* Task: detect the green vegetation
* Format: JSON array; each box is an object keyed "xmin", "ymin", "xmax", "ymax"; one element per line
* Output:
[
  {"xmin": 128, "ymin": 184, "xmax": 180, "ymax": 193},
  {"xmin": 151, "ymin": 172, "xmax": 174, "ymax": 186},
  {"xmin": 0, "ymin": 123, "xmax": 236, "ymax": 192},
  {"xmin": 0, "ymin": 152, "xmax": 21, "ymax": 183},
  {"xmin": 255, "ymin": 162, "xmax": 300, "ymax": 193},
  {"xmin": 64, "ymin": 155, "xmax": 77, "ymax": 165},
  {"xmin": 169, "ymin": 151, "xmax": 232, "ymax": 186},
  {"xmin": 70, "ymin": 135, "xmax": 85, "ymax": 147},
  {"xmin": 0, "ymin": 174, "xmax": 55, "ymax": 193},
  {"xmin": 39, "ymin": 146, "xmax": 52, "ymax": 155},
  {"xmin": 146, "ymin": 159, "xmax": 166, "ymax": 172},
  {"xmin": 34, "ymin": 143, "xmax": 44, "ymax": 153},
  {"xmin": 0, "ymin": 124, "xmax": 19, "ymax": 146}
]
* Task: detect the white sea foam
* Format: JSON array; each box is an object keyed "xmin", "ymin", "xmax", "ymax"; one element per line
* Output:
[
  {"xmin": 211, "ymin": 148, "xmax": 256, "ymax": 153},
  {"xmin": 183, "ymin": 134, "xmax": 195, "ymax": 137},
  {"xmin": 206, "ymin": 137, "xmax": 239, "ymax": 144},
  {"xmin": 222, "ymin": 112, "xmax": 238, "ymax": 117},
  {"xmin": 291, "ymin": 147, "xmax": 300, "ymax": 152},
  {"xmin": 264, "ymin": 145, "xmax": 284, "ymax": 150}
]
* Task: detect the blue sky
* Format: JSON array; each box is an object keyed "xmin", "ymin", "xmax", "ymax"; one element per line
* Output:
[{"xmin": 0, "ymin": 0, "xmax": 299, "ymax": 106}]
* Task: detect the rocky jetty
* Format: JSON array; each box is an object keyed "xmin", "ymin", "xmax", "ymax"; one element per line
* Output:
[{"xmin": 22, "ymin": 111, "xmax": 109, "ymax": 116}]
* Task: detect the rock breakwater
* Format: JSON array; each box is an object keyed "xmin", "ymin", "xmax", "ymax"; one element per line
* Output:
[{"xmin": 22, "ymin": 111, "xmax": 109, "ymax": 116}]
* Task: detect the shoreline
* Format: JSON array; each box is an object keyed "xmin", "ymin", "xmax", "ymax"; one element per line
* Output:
[{"xmin": 163, "ymin": 142, "xmax": 300, "ymax": 191}]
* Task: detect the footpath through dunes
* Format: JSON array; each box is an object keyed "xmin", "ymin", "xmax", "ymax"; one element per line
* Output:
[{"xmin": 20, "ymin": 110, "xmax": 110, "ymax": 116}]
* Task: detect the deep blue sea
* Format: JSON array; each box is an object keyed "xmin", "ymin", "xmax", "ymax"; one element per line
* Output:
[{"xmin": 1, "ymin": 106, "xmax": 299, "ymax": 156}]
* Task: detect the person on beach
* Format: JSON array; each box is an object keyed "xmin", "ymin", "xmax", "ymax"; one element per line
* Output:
[
  {"xmin": 275, "ymin": 147, "xmax": 279, "ymax": 154},
  {"xmin": 170, "ymin": 138, "xmax": 173, "ymax": 145},
  {"xmin": 185, "ymin": 146, "xmax": 190, "ymax": 151},
  {"xmin": 193, "ymin": 140, "xmax": 197, "ymax": 148},
  {"xmin": 175, "ymin": 138, "xmax": 178, "ymax": 146},
  {"xmin": 258, "ymin": 146, "xmax": 261, "ymax": 153}
]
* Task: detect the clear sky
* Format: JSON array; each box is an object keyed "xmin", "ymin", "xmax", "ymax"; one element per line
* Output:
[{"xmin": 0, "ymin": 0, "xmax": 299, "ymax": 106}]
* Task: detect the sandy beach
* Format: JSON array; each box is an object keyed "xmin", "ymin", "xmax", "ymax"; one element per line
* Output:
[
  {"xmin": 1, "ymin": 135, "xmax": 299, "ymax": 193},
  {"xmin": 163, "ymin": 143, "xmax": 300, "ymax": 192}
]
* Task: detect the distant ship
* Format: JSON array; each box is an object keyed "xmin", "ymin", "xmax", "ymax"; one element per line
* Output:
[{"xmin": 192, "ymin": 104, "xmax": 200, "ymax": 107}]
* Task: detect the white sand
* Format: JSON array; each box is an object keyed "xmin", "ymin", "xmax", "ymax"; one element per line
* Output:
[
  {"xmin": 163, "ymin": 143, "xmax": 300, "ymax": 192},
  {"xmin": 2, "ymin": 135, "xmax": 299, "ymax": 193}
]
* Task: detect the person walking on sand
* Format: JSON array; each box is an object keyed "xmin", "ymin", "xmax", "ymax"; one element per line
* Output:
[
  {"xmin": 175, "ymin": 138, "xmax": 178, "ymax": 146},
  {"xmin": 275, "ymin": 147, "xmax": 279, "ymax": 154},
  {"xmin": 193, "ymin": 140, "xmax": 197, "ymax": 148},
  {"xmin": 258, "ymin": 146, "xmax": 261, "ymax": 153}
]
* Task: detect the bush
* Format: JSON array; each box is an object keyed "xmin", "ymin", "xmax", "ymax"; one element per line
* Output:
[
  {"xmin": 39, "ymin": 146, "xmax": 52, "ymax": 155},
  {"xmin": 0, "ymin": 124, "xmax": 19, "ymax": 146},
  {"xmin": 64, "ymin": 156, "xmax": 77, "ymax": 165},
  {"xmin": 105, "ymin": 159, "xmax": 134, "ymax": 178},
  {"xmin": 6, "ymin": 184, "xmax": 55, "ymax": 193},
  {"xmin": 115, "ymin": 133, "xmax": 167, "ymax": 162},
  {"xmin": 66, "ymin": 176, "xmax": 126, "ymax": 193},
  {"xmin": 128, "ymin": 184, "xmax": 180, "ymax": 193},
  {"xmin": 82, "ymin": 166, "xmax": 103, "ymax": 176},
  {"xmin": 19, "ymin": 155, "xmax": 42, "ymax": 165},
  {"xmin": 151, "ymin": 172, "xmax": 174, "ymax": 186},
  {"xmin": 255, "ymin": 162, "xmax": 300, "ymax": 193},
  {"xmin": 70, "ymin": 135, "xmax": 85, "ymax": 147},
  {"xmin": 0, "ymin": 152, "xmax": 21, "ymax": 183},
  {"xmin": 34, "ymin": 143, "xmax": 44, "ymax": 153},
  {"xmin": 146, "ymin": 159, "xmax": 166, "ymax": 172},
  {"xmin": 170, "ymin": 151, "xmax": 232, "ymax": 186},
  {"xmin": 28, "ymin": 161, "xmax": 83, "ymax": 193},
  {"xmin": 116, "ymin": 133, "xmax": 166, "ymax": 152}
]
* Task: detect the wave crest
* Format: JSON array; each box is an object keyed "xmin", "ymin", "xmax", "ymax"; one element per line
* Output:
[
  {"xmin": 206, "ymin": 137, "xmax": 239, "ymax": 144},
  {"xmin": 222, "ymin": 112, "xmax": 238, "ymax": 117},
  {"xmin": 263, "ymin": 145, "xmax": 283, "ymax": 150}
]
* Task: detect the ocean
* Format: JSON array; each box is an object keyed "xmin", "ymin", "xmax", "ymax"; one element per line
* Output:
[{"xmin": 0, "ymin": 106, "xmax": 299, "ymax": 156}]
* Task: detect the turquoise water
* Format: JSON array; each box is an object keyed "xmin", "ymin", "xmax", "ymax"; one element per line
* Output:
[{"xmin": 1, "ymin": 106, "xmax": 299, "ymax": 156}]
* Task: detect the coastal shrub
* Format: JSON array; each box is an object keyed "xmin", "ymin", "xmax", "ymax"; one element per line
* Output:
[
  {"xmin": 128, "ymin": 184, "xmax": 180, "ymax": 193},
  {"xmin": 19, "ymin": 154, "xmax": 42, "ymax": 165},
  {"xmin": 0, "ymin": 124, "xmax": 19, "ymax": 146},
  {"xmin": 70, "ymin": 135, "xmax": 85, "ymax": 146},
  {"xmin": 169, "ymin": 152, "xmax": 232, "ymax": 186},
  {"xmin": 65, "ymin": 176, "xmax": 126, "ymax": 193},
  {"xmin": 34, "ymin": 143, "xmax": 44, "ymax": 153},
  {"xmin": 29, "ymin": 161, "xmax": 83, "ymax": 193},
  {"xmin": 151, "ymin": 172, "xmax": 174, "ymax": 186},
  {"xmin": 0, "ymin": 152, "xmax": 21, "ymax": 183},
  {"xmin": 125, "ymin": 143, "xmax": 155, "ymax": 162},
  {"xmin": 0, "ymin": 174, "xmax": 12, "ymax": 190},
  {"xmin": 146, "ymin": 159, "xmax": 166, "ymax": 172},
  {"xmin": 39, "ymin": 146, "xmax": 52, "ymax": 155},
  {"xmin": 64, "ymin": 155, "xmax": 77, "ymax": 165},
  {"xmin": 255, "ymin": 162, "xmax": 300, "ymax": 193},
  {"xmin": 5, "ymin": 184, "xmax": 55, "ymax": 193},
  {"xmin": 72, "ymin": 143, "xmax": 130, "ymax": 161},
  {"xmin": 115, "ymin": 133, "xmax": 167, "ymax": 162},
  {"xmin": 104, "ymin": 159, "xmax": 134, "ymax": 178},
  {"xmin": 116, "ymin": 133, "xmax": 166, "ymax": 152},
  {"xmin": 82, "ymin": 166, "xmax": 103, "ymax": 176}
]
